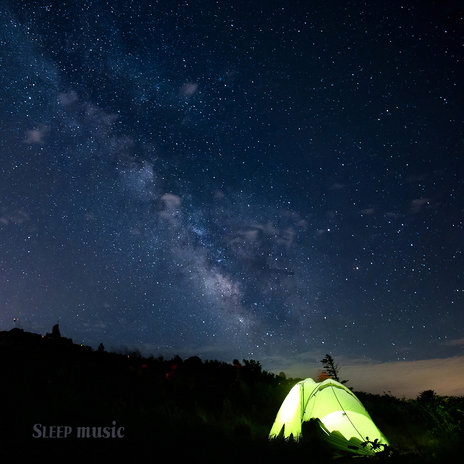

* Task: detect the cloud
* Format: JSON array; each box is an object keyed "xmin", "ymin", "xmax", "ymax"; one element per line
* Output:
[
  {"xmin": 359, "ymin": 207, "xmax": 376, "ymax": 215},
  {"xmin": 0, "ymin": 209, "xmax": 30, "ymax": 225},
  {"xmin": 161, "ymin": 193, "xmax": 182, "ymax": 210},
  {"xmin": 58, "ymin": 90, "xmax": 79, "ymax": 106},
  {"xmin": 444, "ymin": 338, "xmax": 464, "ymax": 347},
  {"xmin": 24, "ymin": 125, "xmax": 50, "ymax": 144},
  {"xmin": 179, "ymin": 82, "xmax": 199, "ymax": 98},
  {"xmin": 159, "ymin": 193, "xmax": 183, "ymax": 226},
  {"xmin": 344, "ymin": 357, "xmax": 464, "ymax": 398},
  {"xmin": 137, "ymin": 340, "xmax": 240, "ymax": 360},
  {"xmin": 264, "ymin": 354, "xmax": 464, "ymax": 398},
  {"xmin": 410, "ymin": 198, "xmax": 432, "ymax": 214}
]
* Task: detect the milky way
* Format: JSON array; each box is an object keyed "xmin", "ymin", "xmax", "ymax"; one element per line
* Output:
[{"xmin": 1, "ymin": 1, "xmax": 463, "ymax": 373}]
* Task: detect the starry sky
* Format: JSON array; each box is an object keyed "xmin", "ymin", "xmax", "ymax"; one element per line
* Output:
[{"xmin": 1, "ymin": 0, "xmax": 463, "ymax": 397}]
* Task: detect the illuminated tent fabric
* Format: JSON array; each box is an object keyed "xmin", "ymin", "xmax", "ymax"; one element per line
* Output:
[{"xmin": 269, "ymin": 378, "xmax": 389, "ymax": 456}]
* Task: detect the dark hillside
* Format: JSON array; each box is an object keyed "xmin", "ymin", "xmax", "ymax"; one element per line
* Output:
[
  {"xmin": 1, "ymin": 329, "xmax": 463, "ymax": 463},
  {"xmin": 0, "ymin": 329, "xmax": 293, "ymax": 462}
]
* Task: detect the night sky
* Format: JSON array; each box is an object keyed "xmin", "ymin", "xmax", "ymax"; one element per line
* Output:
[{"xmin": 1, "ymin": 0, "xmax": 463, "ymax": 397}]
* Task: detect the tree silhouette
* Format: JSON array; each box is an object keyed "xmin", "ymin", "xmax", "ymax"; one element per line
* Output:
[
  {"xmin": 417, "ymin": 389, "xmax": 437, "ymax": 403},
  {"xmin": 320, "ymin": 354, "xmax": 348, "ymax": 384}
]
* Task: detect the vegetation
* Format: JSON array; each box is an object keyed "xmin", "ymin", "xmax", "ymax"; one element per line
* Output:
[
  {"xmin": 320, "ymin": 353, "xmax": 349, "ymax": 384},
  {"xmin": 1, "ymin": 328, "xmax": 463, "ymax": 463}
]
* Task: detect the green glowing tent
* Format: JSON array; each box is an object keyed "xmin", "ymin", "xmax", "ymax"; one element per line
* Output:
[{"xmin": 269, "ymin": 378, "xmax": 389, "ymax": 456}]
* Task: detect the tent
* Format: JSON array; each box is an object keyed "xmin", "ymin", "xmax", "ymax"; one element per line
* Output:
[{"xmin": 269, "ymin": 378, "xmax": 389, "ymax": 456}]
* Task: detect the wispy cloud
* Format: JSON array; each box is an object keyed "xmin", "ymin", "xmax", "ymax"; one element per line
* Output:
[{"xmin": 444, "ymin": 338, "xmax": 464, "ymax": 347}]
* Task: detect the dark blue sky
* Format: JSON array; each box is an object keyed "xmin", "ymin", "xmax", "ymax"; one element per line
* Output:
[{"xmin": 1, "ymin": 1, "xmax": 463, "ymax": 392}]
